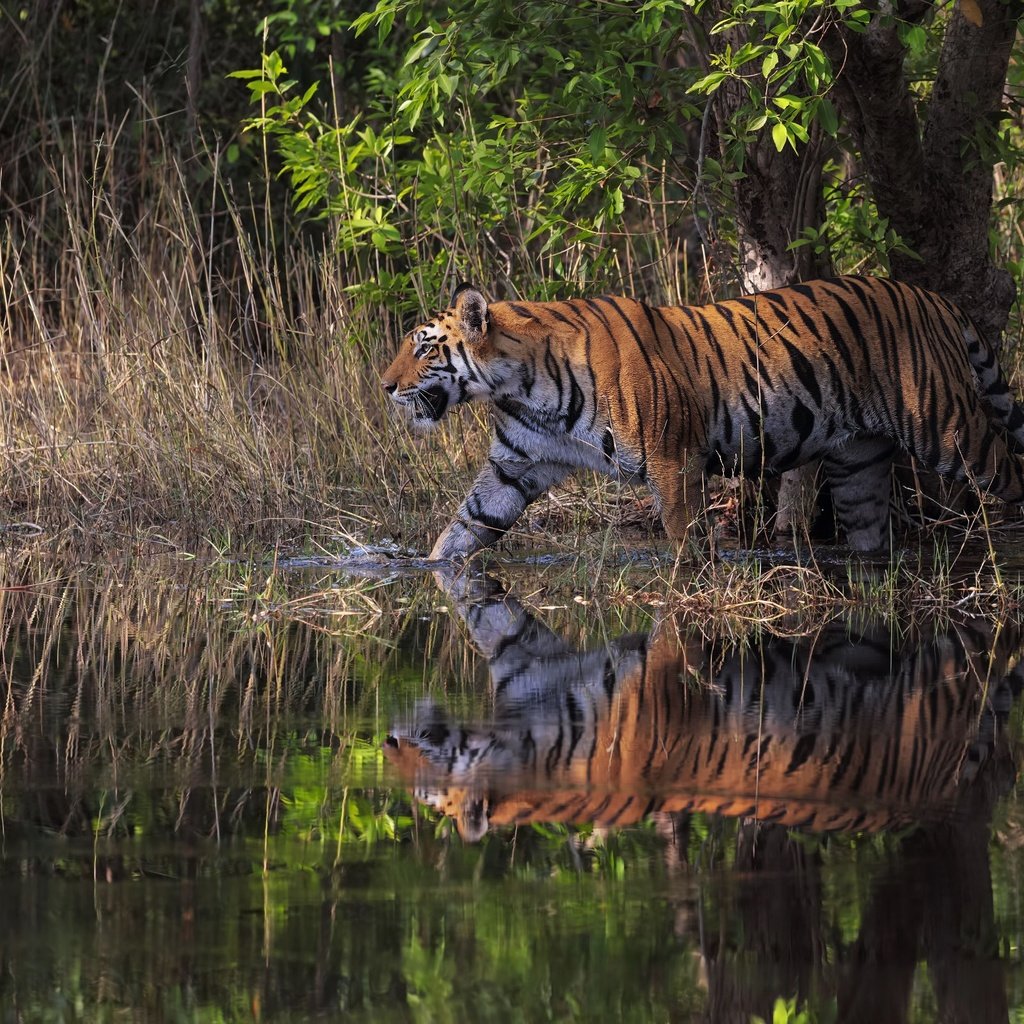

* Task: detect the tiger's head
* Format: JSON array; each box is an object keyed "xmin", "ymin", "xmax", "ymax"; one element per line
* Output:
[
  {"xmin": 382, "ymin": 700, "xmax": 508, "ymax": 842},
  {"xmin": 383, "ymin": 734, "xmax": 493, "ymax": 843},
  {"xmin": 381, "ymin": 284, "xmax": 491, "ymax": 431}
]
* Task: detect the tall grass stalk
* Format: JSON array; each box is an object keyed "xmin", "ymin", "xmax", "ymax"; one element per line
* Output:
[{"xmin": 0, "ymin": 128, "xmax": 488, "ymax": 555}]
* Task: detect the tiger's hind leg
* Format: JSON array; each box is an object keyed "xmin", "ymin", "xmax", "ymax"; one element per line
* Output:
[
  {"xmin": 905, "ymin": 396, "xmax": 1024, "ymax": 507},
  {"xmin": 822, "ymin": 438, "xmax": 896, "ymax": 552}
]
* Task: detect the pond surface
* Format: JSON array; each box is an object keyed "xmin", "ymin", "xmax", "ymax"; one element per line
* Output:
[{"xmin": 3, "ymin": 554, "xmax": 1024, "ymax": 1023}]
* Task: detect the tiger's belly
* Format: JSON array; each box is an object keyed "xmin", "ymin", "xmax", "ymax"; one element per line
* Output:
[
  {"xmin": 562, "ymin": 409, "xmax": 845, "ymax": 483},
  {"xmin": 519, "ymin": 392, "xmax": 865, "ymax": 484},
  {"xmin": 704, "ymin": 394, "xmax": 851, "ymax": 478}
]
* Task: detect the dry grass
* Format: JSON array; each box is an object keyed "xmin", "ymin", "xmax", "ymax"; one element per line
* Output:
[
  {"xmin": 0, "ymin": 131, "xmax": 491, "ymax": 556},
  {"xmin": 0, "ymin": 101, "xmax": 698, "ymax": 564}
]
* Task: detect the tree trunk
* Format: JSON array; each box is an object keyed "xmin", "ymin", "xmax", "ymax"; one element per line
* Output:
[
  {"xmin": 710, "ymin": 36, "xmax": 829, "ymax": 291},
  {"xmin": 824, "ymin": 0, "xmax": 1023, "ymax": 342}
]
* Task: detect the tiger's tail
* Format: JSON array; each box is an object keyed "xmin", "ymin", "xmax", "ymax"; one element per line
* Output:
[{"xmin": 964, "ymin": 322, "xmax": 1024, "ymax": 449}]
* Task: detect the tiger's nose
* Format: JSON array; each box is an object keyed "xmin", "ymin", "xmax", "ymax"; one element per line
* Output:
[{"xmin": 382, "ymin": 380, "xmax": 397, "ymax": 395}]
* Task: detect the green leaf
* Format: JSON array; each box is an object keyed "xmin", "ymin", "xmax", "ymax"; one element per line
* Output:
[
  {"xmin": 702, "ymin": 156, "xmax": 723, "ymax": 179},
  {"xmin": 816, "ymin": 97, "xmax": 838, "ymax": 136},
  {"xmin": 245, "ymin": 81, "xmax": 279, "ymax": 98},
  {"xmin": 371, "ymin": 228, "xmax": 399, "ymax": 250},
  {"xmin": 265, "ymin": 51, "xmax": 284, "ymax": 78},
  {"xmin": 349, "ymin": 10, "xmax": 377, "ymax": 37},
  {"xmin": 691, "ymin": 70, "xmax": 729, "ymax": 94},
  {"xmin": 405, "ymin": 31, "xmax": 440, "ymax": 66},
  {"xmin": 771, "ymin": 121, "xmax": 789, "ymax": 151},
  {"xmin": 901, "ymin": 24, "xmax": 928, "ymax": 55}
]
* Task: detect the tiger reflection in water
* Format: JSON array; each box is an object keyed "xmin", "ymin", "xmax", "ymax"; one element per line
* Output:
[{"xmin": 384, "ymin": 567, "xmax": 1022, "ymax": 842}]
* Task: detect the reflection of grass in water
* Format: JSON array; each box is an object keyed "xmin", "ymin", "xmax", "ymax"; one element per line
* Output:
[
  {"xmin": 2, "ymin": 554, "xmax": 1023, "ymax": 1023},
  {"xmin": 3, "ymin": 547, "xmax": 1023, "ymax": 852},
  {"xmin": 0, "ymin": 552, "xmax": 640, "ymax": 851},
  {"xmin": 0, "ymin": 553, "xmax": 447, "ymax": 846}
]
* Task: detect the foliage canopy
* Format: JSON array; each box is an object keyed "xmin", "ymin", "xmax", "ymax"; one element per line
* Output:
[{"xmin": 235, "ymin": 0, "xmax": 1024, "ymax": 316}]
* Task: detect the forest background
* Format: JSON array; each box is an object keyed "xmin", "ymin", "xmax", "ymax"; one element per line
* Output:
[{"xmin": 3, "ymin": 0, "xmax": 1024, "ymax": 558}]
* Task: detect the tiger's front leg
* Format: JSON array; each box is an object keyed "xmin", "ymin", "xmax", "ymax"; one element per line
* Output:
[{"xmin": 430, "ymin": 458, "xmax": 571, "ymax": 560}]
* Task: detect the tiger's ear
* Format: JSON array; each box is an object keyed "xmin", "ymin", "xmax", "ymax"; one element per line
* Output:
[{"xmin": 452, "ymin": 283, "xmax": 489, "ymax": 344}]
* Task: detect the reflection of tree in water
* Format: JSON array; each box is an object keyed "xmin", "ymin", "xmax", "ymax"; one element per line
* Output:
[{"xmin": 387, "ymin": 565, "xmax": 1021, "ymax": 1024}]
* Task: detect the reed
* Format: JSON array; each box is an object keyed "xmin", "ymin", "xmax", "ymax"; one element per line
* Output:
[{"xmin": 0, "ymin": 124, "xmax": 490, "ymax": 555}]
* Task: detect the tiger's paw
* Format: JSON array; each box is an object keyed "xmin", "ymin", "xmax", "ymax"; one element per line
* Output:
[{"xmin": 428, "ymin": 519, "xmax": 497, "ymax": 562}]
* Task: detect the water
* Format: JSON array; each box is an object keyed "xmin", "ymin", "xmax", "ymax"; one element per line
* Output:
[{"xmin": 3, "ymin": 556, "xmax": 1024, "ymax": 1022}]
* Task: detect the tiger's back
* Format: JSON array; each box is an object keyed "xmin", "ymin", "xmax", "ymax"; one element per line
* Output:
[{"xmin": 382, "ymin": 276, "xmax": 1024, "ymax": 557}]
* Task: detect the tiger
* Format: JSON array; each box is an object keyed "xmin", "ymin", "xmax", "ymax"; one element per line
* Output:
[
  {"xmin": 383, "ymin": 570, "xmax": 1022, "ymax": 842},
  {"xmin": 380, "ymin": 276, "xmax": 1024, "ymax": 558}
]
